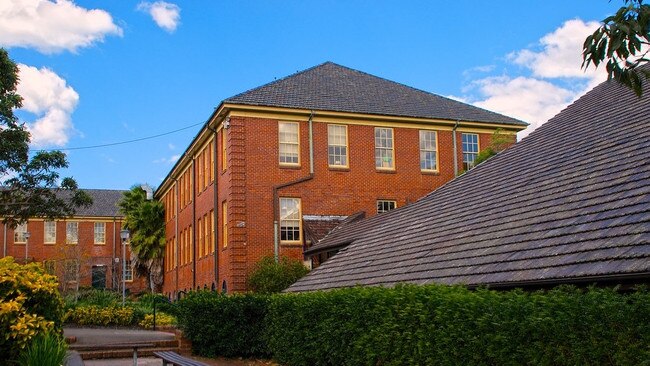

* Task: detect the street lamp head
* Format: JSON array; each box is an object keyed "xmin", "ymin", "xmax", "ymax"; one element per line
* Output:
[{"xmin": 120, "ymin": 229, "xmax": 130, "ymax": 241}]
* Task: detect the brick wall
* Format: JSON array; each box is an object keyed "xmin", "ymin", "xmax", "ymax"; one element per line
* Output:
[
  {"xmin": 161, "ymin": 113, "xmax": 514, "ymax": 296},
  {"xmin": 0, "ymin": 219, "xmax": 147, "ymax": 293}
]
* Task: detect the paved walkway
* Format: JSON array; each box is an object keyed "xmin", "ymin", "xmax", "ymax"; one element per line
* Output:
[
  {"xmin": 83, "ymin": 357, "xmax": 163, "ymax": 366},
  {"xmin": 64, "ymin": 327, "xmax": 176, "ymax": 345}
]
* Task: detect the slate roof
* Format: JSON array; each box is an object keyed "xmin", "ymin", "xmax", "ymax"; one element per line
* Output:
[
  {"xmin": 57, "ymin": 189, "xmax": 126, "ymax": 217},
  {"xmin": 224, "ymin": 62, "xmax": 527, "ymax": 127},
  {"xmin": 303, "ymin": 212, "xmax": 366, "ymax": 247},
  {"xmin": 288, "ymin": 75, "xmax": 650, "ymax": 292}
]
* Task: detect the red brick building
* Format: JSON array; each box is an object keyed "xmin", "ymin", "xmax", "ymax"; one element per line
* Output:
[
  {"xmin": 156, "ymin": 62, "xmax": 527, "ymax": 297},
  {"xmin": 0, "ymin": 189, "xmax": 147, "ymax": 293}
]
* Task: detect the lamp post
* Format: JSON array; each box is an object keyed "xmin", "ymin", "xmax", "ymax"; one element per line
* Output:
[
  {"xmin": 120, "ymin": 229, "xmax": 130, "ymax": 306},
  {"xmin": 24, "ymin": 231, "xmax": 30, "ymax": 261}
]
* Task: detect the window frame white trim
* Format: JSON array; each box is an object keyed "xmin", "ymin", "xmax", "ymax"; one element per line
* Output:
[{"xmin": 278, "ymin": 121, "xmax": 301, "ymax": 166}]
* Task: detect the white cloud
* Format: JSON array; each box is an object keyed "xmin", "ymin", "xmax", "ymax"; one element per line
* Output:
[
  {"xmin": 508, "ymin": 19, "xmax": 601, "ymax": 79},
  {"xmin": 137, "ymin": 1, "xmax": 181, "ymax": 33},
  {"xmin": 17, "ymin": 64, "xmax": 79, "ymax": 147},
  {"xmin": 0, "ymin": 0, "xmax": 122, "ymax": 54},
  {"xmin": 153, "ymin": 154, "xmax": 180, "ymax": 164},
  {"xmin": 462, "ymin": 19, "xmax": 608, "ymax": 139},
  {"xmin": 168, "ymin": 143, "xmax": 176, "ymax": 150}
]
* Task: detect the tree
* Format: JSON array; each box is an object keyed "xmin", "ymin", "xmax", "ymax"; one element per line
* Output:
[
  {"xmin": 0, "ymin": 48, "xmax": 91, "ymax": 227},
  {"xmin": 582, "ymin": 0, "xmax": 650, "ymax": 96},
  {"xmin": 247, "ymin": 256, "xmax": 310, "ymax": 294},
  {"xmin": 473, "ymin": 128, "xmax": 514, "ymax": 167},
  {"xmin": 118, "ymin": 185, "xmax": 166, "ymax": 292}
]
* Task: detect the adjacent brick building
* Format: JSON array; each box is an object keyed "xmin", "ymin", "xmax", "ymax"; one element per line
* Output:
[
  {"xmin": 156, "ymin": 62, "xmax": 527, "ymax": 297},
  {"xmin": 0, "ymin": 189, "xmax": 147, "ymax": 293}
]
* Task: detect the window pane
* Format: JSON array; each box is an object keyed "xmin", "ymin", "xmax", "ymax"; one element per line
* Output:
[
  {"xmin": 328, "ymin": 125, "xmax": 348, "ymax": 167},
  {"xmin": 377, "ymin": 200, "xmax": 396, "ymax": 213},
  {"xmin": 94, "ymin": 222, "xmax": 105, "ymax": 244},
  {"xmin": 14, "ymin": 223, "xmax": 27, "ymax": 243},
  {"xmin": 462, "ymin": 133, "xmax": 479, "ymax": 170},
  {"xmin": 66, "ymin": 222, "xmax": 78, "ymax": 244},
  {"xmin": 280, "ymin": 198, "xmax": 301, "ymax": 242},
  {"xmin": 419, "ymin": 130, "xmax": 438, "ymax": 171},
  {"xmin": 375, "ymin": 128, "xmax": 394, "ymax": 168},
  {"xmin": 45, "ymin": 221, "xmax": 56, "ymax": 243}
]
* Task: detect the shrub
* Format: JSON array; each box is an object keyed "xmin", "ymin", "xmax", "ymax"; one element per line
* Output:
[
  {"xmin": 176, "ymin": 291, "xmax": 270, "ymax": 358},
  {"xmin": 139, "ymin": 312, "xmax": 176, "ymax": 329},
  {"xmin": 76, "ymin": 288, "xmax": 121, "ymax": 307},
  {"xmin": 64, "ymin": 305, "xmax": 138, "ymax": 326},
  {"xmin": 0, "ymin": 257, "xmax": 64, "ymax": 361},
  {"xmin": 16, "ymin": 332, "xmax": 68, "ymax": 366},
  {"xmin": 175, "ymin": 284, "xmax": 650, "ymax": 365},
  {"xmin": 247, "ymin": 256, "xmax": 309, "ymax": 294}
]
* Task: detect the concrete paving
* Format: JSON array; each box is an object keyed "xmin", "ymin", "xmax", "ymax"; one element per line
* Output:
[
  {"xmin": 83, "ymin": 357, "xmax": 163, "ymax": 366},
  {"xmin": 64, "ymin": 327, "xmax": 176, "ymax": 346}
]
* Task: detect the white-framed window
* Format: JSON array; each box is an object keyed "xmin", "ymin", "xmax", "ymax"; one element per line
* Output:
[
  {"xmin": 377, "ymin": 200, "xmax": 397, "ymax": 214},
  {"xmin": 66, "ymin": 222, "xmax": 78, "ymax": 244},
  {"xmin": 462, "ymin": 133, "xmax": 480, "ymax": 171},
  {"xmin": 124, "ymin": 259, "xmax": 133, "ymax": 282},
  {"xmin": 44, "ymin": 221, "xmax": 56, "ymax": 244},
  {"xmin": 94, "ymin": 222, "xmax": 106, "ymax": 244},
  {"xmin": 375, "ymin": 127, "xmax": 394, "ymax": 169},
  {"xmin": 280, "ymin": 198, "xmax": 302, "ymax": 243},
  {"xmin": 328, "ymin": 124, "xmax": 348, "ymax": 168},
  {"xmin": 14, "ymin": 223, "xmax": 27, "ymax": 243},
  {"xmin": 278, "ymin": 122, "xmax": 300, "ymax": 165},
  {"xmin": 419, "ymin": 130, "xmax": 438, "ymax": 172}
]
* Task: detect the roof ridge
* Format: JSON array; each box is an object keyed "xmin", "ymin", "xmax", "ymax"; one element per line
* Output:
[{"xmin": 224, "ymin": 61, "xmax": 335, "ymax": 102}]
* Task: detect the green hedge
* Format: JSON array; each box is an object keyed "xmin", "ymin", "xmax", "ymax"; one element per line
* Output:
[
  {"xmin": 175, "ymin": 285, "xmax": 650, "ymax": 365},
  {"xmin": 175, "ymin": 291, "xmax": 270, "ymax": 358}
]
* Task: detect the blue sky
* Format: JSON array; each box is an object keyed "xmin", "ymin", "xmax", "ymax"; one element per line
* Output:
[{"xmin": 1, "ymin": 1, "xmax": 617, "ymax": 190}]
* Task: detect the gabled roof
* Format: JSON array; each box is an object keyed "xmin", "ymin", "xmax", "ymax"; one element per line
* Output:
[
  {"xmin": 58, "ymin": 189, "xmax": 126, "ymax": 218},
  {"xmin": 288, "ymin": 74, "xmax": 650, "ymax": 292},
  {"xmin": 224, "ymin": 62, "xmax": 526, "ymax": 126}
]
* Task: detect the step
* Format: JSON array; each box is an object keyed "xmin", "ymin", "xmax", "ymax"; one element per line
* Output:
[
  {"xmin": 70, "ymin": 339, "xmax": 179, "ymax": 351},
  {"xmin": 79, "ymin": 346, "xmax": 181, "ymax": 360}
]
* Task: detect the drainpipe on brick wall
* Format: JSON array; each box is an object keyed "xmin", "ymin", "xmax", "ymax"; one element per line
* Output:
[
  {"xmin": 272, "ymin": 111, "xmax": 315, "ymax": 262},
  {"xmin": 174, "ymin": 179, "xmax": 179, "ymax": 294},
  {"xmin": 207, "ymin": 125, "xmax": 219, "ymax": 289},
  {"xmin": 112, "ymin": 217, "xmax": 117, "ymax": 290},
  {"xmin": 191, "ymin": 160, "xmax": 197, "ymax": 290},
  {"xmin": 453, "ymin": 120, "xmax": 460, "ymax": 177}
]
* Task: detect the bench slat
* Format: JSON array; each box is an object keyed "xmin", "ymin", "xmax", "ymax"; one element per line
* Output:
[{"xmin": 153, "ymin": 351, "xmax": 210, "ymax": 366}]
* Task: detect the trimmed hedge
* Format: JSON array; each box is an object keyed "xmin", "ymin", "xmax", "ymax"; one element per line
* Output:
[
  {"xmin": 64, "ymin": 305, "xmax": 144, "ymax": 326},
  {"xmin": 175, "ymin": 291, "xmax": 270, "ymax": 358},
  {"xmin": 175, "ymin": 285, "xmax": 650, "ymax": 365}
]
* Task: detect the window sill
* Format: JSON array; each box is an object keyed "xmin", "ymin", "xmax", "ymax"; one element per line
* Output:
[
  {"xmin": 421, "ymin": 170, "xmax": 440, "ymax": 176},
  {"xmin": 328, "ymin": 166, "xmax": 350, "ymax": 172},
  {"xmin": 280, "ymin": 242, "xmax": 303, "ymax": 247},
  {"xmin": 376, "ymin": 169, "xmax": 396, "ymax": 174},
  {"xmin": 279, "ymin": 164, "xmax": 302, "ymax": 170}
]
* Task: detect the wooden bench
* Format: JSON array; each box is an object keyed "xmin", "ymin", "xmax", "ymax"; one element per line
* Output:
[{"xmin": 153, "ymin": 351, "xmax": 210, "ymax": 366}]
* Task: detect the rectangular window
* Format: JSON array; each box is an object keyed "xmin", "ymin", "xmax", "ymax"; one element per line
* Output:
[
  {"xmin": 124, "ymin": 259, "xmax": 133, "ymax": 282},
  {"xmin": 14, "ymin": 223, "xmax": 27, "ymax": 243},
  {"xmin": 204, "ymin": 213, "xmax": 209, "ymax": 256},
  {"xmin": 419, "ymin": 130, "xmax": 438, "ymax": 172},
  {"xmin": 328, "ymin": 124, "xmax": 348, "ymax": 168},
  {"xmin": 173, "ymin": 237, "xmax": 177, "ymax": 269},
  {"xmin": 221, "ymin": 130, "xmax": 227, "ymax": 172},
  {"xmin": 66, "ymin": 222, "xmax": 78, "ymax": 244},
  {"xmin": 279, "ymin": 122, "xmax": 300, "ymax": 165},
  {"xmin": 375, "ymin": 127, "xmax": 394, "ymax": 169},
  {"xmin": 210, "ymin": 140, "xmax": 215, "ymax": 181},
  {"xmin": 377, "ymin": 200, "xmax": 397, "ymax": 214},
  {"xmin": 44, "ymin": 221, "xmax": 56, "ymax": 243},
  {"xmin": 198, "ymin": 218, "xmax": 203, "ymax": 257},
  {"xmin": 94, "ymin": 222, "xmax": 106, "ymax": 244},
  {"xmin": 197, "ymin": 150, "xmax": 204, "ymax": 191},
  {"xmin": 222, "ymin": 201, "xmax": 228, "ymax": 248},
  {"xmin": 209, "ymin": 210, "xmax": 215, "ymax": 253},
  {"xmin": 462, "ymin": 133, "xmax": 480, "ymax": 171},
  {"xmin": 280, "ymin": 198, "xmax": 301, "ymax": 243}
]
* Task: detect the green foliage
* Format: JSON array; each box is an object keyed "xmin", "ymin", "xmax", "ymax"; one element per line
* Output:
[
  {"xmin": 64, "ymin": 305, "xmax": 143, "ymax": 326},
  {"xmin": 16, "ymin": 332, "xmax": 68, "ymax": 366},
  {"xmin": 176, "ymin": 283, "xmax": 650, "ymax": 365},
  {"xmin": 247, "ymin": 256, "xmax": 310, "ymax": 294},
  {"xmin": 118, "ymin": 186, "xmax": 166, "ymax": 291},
  {"xmin": 139, "ymin": 312, "xmax": 176, "ymax": 329},
  {"xmin": 0, "ymin": 48, "xmax": 91, "ymax": 227},
  {"xmin": 176, "ymin": 291, "xmax": 270, "ymax": 358},
  {"xmin": 473, "ymin": 128, "xmax": 514, "ymax": 166},
  {"xmin": 0, "ymin": 257, "xmax": 64, "ymax": 361},
  {"xmin": 583, "ymin": 0, "xmax": 650, "ymax": 96},
  {"xmin": 74, "ymin": 288, "xmax": 121, "ymax": 308}
]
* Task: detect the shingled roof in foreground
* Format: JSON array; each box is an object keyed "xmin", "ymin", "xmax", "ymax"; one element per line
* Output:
[
  {"xmin": 225, "ymin": 62, "xmax": 526, "ymax": 126},
  {"xmin": 288, "ymin": 74, "xmax": 650, "ymax": 292}
]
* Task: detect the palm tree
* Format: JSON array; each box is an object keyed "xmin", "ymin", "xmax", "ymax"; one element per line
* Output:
[{"xmin": 118, "ymin": 186, "xmax": 165, "ymax": 292}]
